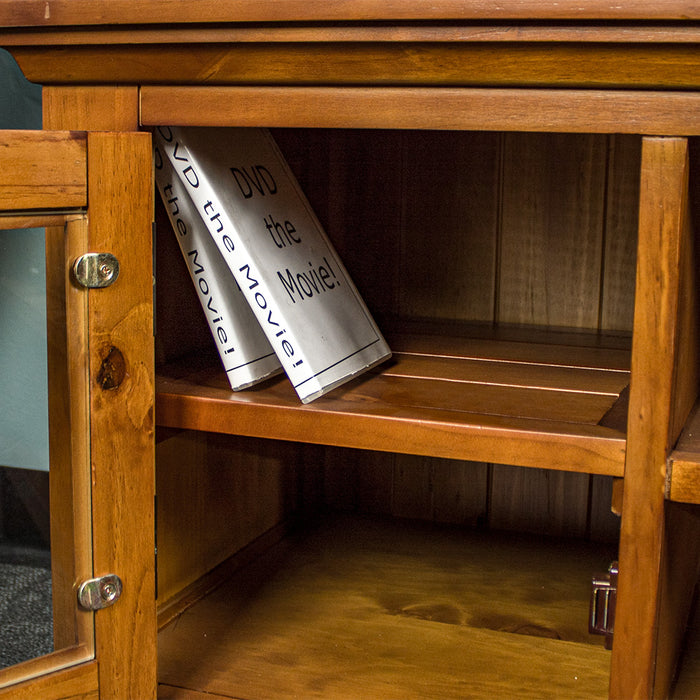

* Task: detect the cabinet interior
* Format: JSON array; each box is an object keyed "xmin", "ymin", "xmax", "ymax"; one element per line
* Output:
[{"xmin": 150, "ymin": 128, "xmax": 658, "ymax": 697}]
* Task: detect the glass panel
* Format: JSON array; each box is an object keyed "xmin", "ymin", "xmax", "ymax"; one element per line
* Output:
[
  {"xmin": 0, "ymin": 219, "xmax": 94, "ymax": 685},
  {"xmin": 0, "ymin": 227, "xmax": 53, "ymax": 669}
]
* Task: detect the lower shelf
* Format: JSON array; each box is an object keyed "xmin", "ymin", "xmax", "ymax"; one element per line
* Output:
[{"xmin": 158, "ymin": 515, "xmax": 614, "ymax": 700}]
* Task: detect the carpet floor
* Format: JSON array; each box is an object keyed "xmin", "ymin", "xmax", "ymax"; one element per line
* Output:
[{"xmin": 0, "ymin": 543, "xmax": 53, "ymax": 668}]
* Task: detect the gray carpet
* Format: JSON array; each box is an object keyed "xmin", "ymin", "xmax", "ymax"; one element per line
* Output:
[{"xmin": 0, "ymin": 544, "xmax": 53, "ymax": 668}]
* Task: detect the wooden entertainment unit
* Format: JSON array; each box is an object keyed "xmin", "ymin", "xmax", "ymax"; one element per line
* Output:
[{"xmin": 0, "ymin": 3, "xmax": 699, "ymax": 698}]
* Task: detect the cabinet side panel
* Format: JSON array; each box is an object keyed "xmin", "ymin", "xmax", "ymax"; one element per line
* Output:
[{"xmin": 156, "ymin": 432, "xmax": 307, "ymax": 605}]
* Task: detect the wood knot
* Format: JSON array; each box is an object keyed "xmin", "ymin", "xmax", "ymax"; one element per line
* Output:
[{"xmin": 97, "ymin": 346, "xmax": 126, "ymax": 390}]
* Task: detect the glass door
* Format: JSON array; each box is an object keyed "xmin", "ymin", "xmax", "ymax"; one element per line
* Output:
[{"xmin": 0, "ymin": 213, "xmax": 95, "ymax": 688}]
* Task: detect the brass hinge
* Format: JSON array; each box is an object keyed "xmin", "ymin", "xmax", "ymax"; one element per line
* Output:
[{"xmin": 589, "ymin": 561, "xmax": 618, "ymax": 649}]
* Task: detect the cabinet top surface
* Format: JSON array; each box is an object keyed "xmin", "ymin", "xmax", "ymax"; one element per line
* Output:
[{"xmin": 0, "ymin": 0, "xmax": 699, "ymax": 26}]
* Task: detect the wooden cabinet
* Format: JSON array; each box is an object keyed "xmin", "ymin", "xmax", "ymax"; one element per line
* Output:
[{"xmin": 1, "ymin": 3, "xmax": 699, "ymax": 698}]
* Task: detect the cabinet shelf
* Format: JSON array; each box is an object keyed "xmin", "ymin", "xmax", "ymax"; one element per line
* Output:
[
  {"xmin": 156, "ymin": 325, "xmax": 630, "ymax": 476},
  {"xmin": 669, "ymin": 402, "xmax": 700, "ymax": 504},
  {"xmin": 157, "ymin": 514, "xmax": 613, "ymax": 700}
]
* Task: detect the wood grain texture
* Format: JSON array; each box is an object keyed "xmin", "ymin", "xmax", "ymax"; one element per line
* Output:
[
  {"xmin": 0, "ymin": 653, "xmax": 97, "ymax": 698},
  {"xmin": 156, "ymin": 432, "xmax": 303, "ymax": 606},
  {"xmin": 612, "ymin": 137, "xmax": 691, "ymax": 700},
  {"xmin": 0, "ymin": 0, "xmax": 698, "ymax": 24},
  {"xmin": 86, "ymin": 131, "xmax": 157, "ymax": 700},
  {"xmin": 655, "ymin": 502, "xmax": 700, "ymax": 700},
  {"xmin": 3, "ymin": 25, "xmax": 700, "ymax": 46},
  {"xmin": 45, "ymin": 217, "xmax": 94, "ymax": 655},
  {"xmin": 669, "ymin": 404, "xmax": 700, "ymax": 503},
  {"xmin": 498, "ymin": 133, "xmax": 607, "ymax": 328},
  {"xmin": 140, "ymin": 87, "xmax": 700, "ymax": 135},
  {"xmin": 158, "ymin": 515, "xmax": 613, "ymax": 699},
  {"xmin": 156, "ymin": 331, "xmax": 629, "ymax": 477},
  {"xmin": 42, "ymin": 87, "xmax": 138, "ymax": 132},
  {"xmin": 0, "ymin": 130, "xmax": 85, "ymax": 210},
  {"xmin": 16, "ymin": 39, "xmax": 699, "ymax": 89},
  {"xmin": 600, "ymin": 136, "xmax": 641, "ymax": 333}
]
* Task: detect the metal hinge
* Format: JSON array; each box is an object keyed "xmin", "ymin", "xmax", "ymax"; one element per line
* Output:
[
  {"xmin": 589, "ymin": 561, "xmax": 618, "ymax": 649},
  {"xmin": 77, "ymin": 574, "xmax": 123, "ymax": 611},
  {"xmin": 72, "ymin": 252, "xmax": 120, "ymax": 288}
]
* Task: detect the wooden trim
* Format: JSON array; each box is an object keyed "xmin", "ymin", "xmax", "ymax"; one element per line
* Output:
[
  {"xmin": 10, "ymin": 42, "xmax": 700, "ymax": 89},
  {"xmin": 46, "ymin": 216, "xmax": 94, "ymax": 655},
  {"xmin": 0, "ymin": 213, "xmax": 83, "ymax": 228},
  {"xmin": 3, "ymin": 25, "xmax": 700, "ymax": 45},
  {"xmin": 157, "ymin": 521, "xmax": 291, "ymax": 631},
  {"xmin": 140, "ymin": 87, "xmax": 700, "ymax": 135},
  {"xmin": 0, "ymin": 648, "xmax": 95, "ymax": 695},
  {"xmin": 0, "ymin": 0, "xmax": 698, "ymax": 25},
  {"xmin": 611, "ymin": 137, "xmax": 690, "ymax": 699},
  {"xmin": 43, "ymin": 87, "xmax": 140, "ymax": 133},
  {"xmin": 0, "ymin": 131, "xmax": 86, "ymax": 211}
]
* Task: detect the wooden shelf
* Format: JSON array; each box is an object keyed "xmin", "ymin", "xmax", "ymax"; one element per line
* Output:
[
  {"xmin": 669, "ymin": 402, "xmax": 700, "ymax": 504},
  {"xmin": 156, "ymin": 327, "xmax": 630, "ymax": 476},
  {"xmin": 157, "ymin": 514, "xmax": 614, "ymax": 700}
]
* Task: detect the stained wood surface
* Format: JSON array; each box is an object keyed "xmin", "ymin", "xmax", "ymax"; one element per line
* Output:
[
  {"xmin": 45, "ymin": 217, "xmax": 93, "ymax": 655},
  {"xmin": 0, "ymin": 0, "xmax": 699, "ymax": 24},
  {"xmin": 140, "ymin": 87, "xmax": 700, "ymax": 135},
  {"xmin": 158, "ymin": 515, "xmax": 613, "ymax": 700},
  {"xmin": 12, "ymin": 42, "xmax": 700, "ymax": 90},
  {"xmin": 0, "ymin": 130, "xmax": 86, "ymax": 210},
  {"xmin": 156, "ymin": 432, "xmax": 305, "ymax": 606},
  {"xmin": 0, "ymin": 657, "xmax": 98, "ymax": 699},
  {"xmin": 670, "ymin": 403, "xmax": 700, "ymax": 503},
  {"xmin": 156, "ymin": 330, "xmax": 629, "ymax": 476},
  {"xmin": 84, "ymin": 132, "xmax": 157, "ymax": 700},
  {"xmin": 612, "ymin": 137, "xmax": 693, "ymax": 700}
]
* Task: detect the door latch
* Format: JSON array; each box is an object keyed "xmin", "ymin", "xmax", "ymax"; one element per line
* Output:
[
  {"xmin": 589, "ymin": 561, "xmax": 618, "ymax": 649},
  {"xmin": 77, "ymin": 574, "xmax": 123, "ymax": 611},
  {"xmin": 72, "ymin": 252, "xmax": 120, "ymax": 288}
]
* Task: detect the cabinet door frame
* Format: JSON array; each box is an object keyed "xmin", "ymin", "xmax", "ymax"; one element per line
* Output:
[{"xmin": 0, "ymin": 128, "xmax": 156, "ymax": 700}]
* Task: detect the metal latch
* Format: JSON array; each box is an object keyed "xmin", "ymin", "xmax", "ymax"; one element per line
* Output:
[
  {"xmin": 589, "ymin": 561, "xmax": 618, "ymax": 649},
  {"xmin": 77, "ymin": 574, "xmax": 123, "ymax": 611},
  {"xmin": 72, "ymin": 252, "xmax": 120, "ymax": 288}
]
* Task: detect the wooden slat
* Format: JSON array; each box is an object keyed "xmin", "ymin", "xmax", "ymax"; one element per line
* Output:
[
  {"xmin": 398, "ymin": 131, "xmax": 500, "ymax": 322},
  {"xmin": 0, "ymin": 0, "xmax": 697, "ymax": 25},
  {"xmin": 0, "ymin": 130, "xmax": 86, "ymax": 211},
  {"xmin": 140, "ymin": 86, "xmax": 700, "ymax": 135},
  {"xmin": 599, "ymin": 135, "xmax": 641, "ymax": 333},
  {"xmin": 498, "ymin": 133, "xmax": 607, "ymax": 328},
  {"xmin": 385, "ymin": 353, "xmax": 628, "ymax": 396}
]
